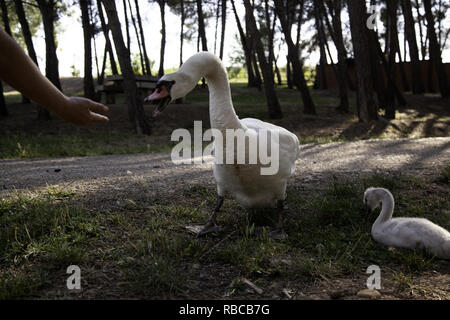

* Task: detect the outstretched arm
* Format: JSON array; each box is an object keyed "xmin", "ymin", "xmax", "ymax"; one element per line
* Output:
[{"xmin": 0, "ymin": 28, "xmax": 109, "ymax": 125}]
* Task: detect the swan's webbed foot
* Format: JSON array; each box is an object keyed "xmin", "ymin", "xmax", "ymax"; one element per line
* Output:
[
  {"xmin": 197, "ymin": 219, "xmax": 221, "ymax": 237},
  {"xmin": 197, "ymin": 196, "xmax": 224, "ymax": 237},
  {"xmin": 268, "ymin": 200, "xmax": 288, "ymax": 240}
]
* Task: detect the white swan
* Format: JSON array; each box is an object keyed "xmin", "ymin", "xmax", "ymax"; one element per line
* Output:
[
  {"xmin": 364, "ymin": 187, "xmax": 450, "ymax": 260},
  {"xmin": 145, "ymin": 52, "xmax": 300, "ymax": 237}
]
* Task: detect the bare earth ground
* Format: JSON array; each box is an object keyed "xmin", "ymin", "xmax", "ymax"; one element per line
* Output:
[{"xmin": 1, "ymin": 137, "xmax": 449, "ymax": 299}]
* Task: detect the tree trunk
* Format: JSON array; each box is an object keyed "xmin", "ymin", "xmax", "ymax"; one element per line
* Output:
[
  {"xmin": 102, "ymin": 0, "xmax": 151, "ymax": 134},
  {"xmin": 122, "ymin": 0, "xmax": 130, "ymax": 51},
  {"xmin": 196, "ymin": 0, "xmax": 208, "ymax": 51},
  {"xmin": 313, "ymin": 0, "xmax": 328, "ymax": 89},
  {"xmin": 347, "ymin": 0, "xmax": 378, "ymax": 122},
  {"xmin": 179, "ymin": 0, "xmax": 185, "ymax": 66},
  {"xmin": 395, "ymin": 40, "xmax": 410, "ymax": 92},
  {"xmin": 0, "ymin": 0, "xmax": 11, "ymax": 35},
  {"xmin": 243, "ymin": 0, "xmax": 282, "ymax": 119},
  {"xmin": 423, "ymin": 0, "xmax": 449, "ymax": 99},
  {"xmin": 80, "ymin": 0, "xmax": 96, "ymax": 100},
  {"xmin": 219, "ymin": 0, "xmax": 226, "ymax": 60},
  {"xmin": 213, "ymin": 1, "xmax": 220, "ymax": 54},
  {"xmin": 97, "ymin": 0, "xmax": 118, "ymax": 75},
  {"xmin": 0, "ymin": 0, "xmax": 7, "ymax": 115},
  {"xmin": 274, "ymin": 0, "xmax": 315, "ymax": 114},
  {"xmin": 245, "ymin": 10, "xmax": 262, "ymax": 90},
  {"xmin": 252, "ymin": 53, "xmax": 262, "ymax": 90},
  {"xmin": 16, "ymin": 0, "xmax": 50, "ymax": 115},
  {"xmin": 135, "ymin": 0, "xmax": 151, "ymax": 75},
  {"xmin": 286, "ymin": 57, "xmax": 293, "ymax": 89},
  {"xmin": 158, "ymin": 0, "xmax": 166, "ymax": 77},
  {"xmin": 264, "ymin": 0, "xmax": 274, "ymax": 71},
  {"xmin": 414, "ymin": 0, "xmax": 426, "ymax": 60},
  {"xmin": 0, "ymin": 81, "xmax": 7, "ymax": 116},
  {"xmin": 323, "ymin": 0, "xmax": 349, "ymax": 112},
  {"xmin": 274, "ymin": 57, "xmax": 282, "ymax": 85},
  {"xmin": 230, "ymin": 0, "xmax": 257, "ymax": 88},
  {"xmin": 127, "ymin": 0, "xmax": 145, "ymax": 74},
  {"xmin": 91, "ymin": 2, "xmax": 101, "ymax": 81},
  {"xmin": 37, "ymin": 0, "xmax": 62, "ymax": 120},
  {"xmin": 401, "ymin": 0, "xmax": 424, "ymax": 94},
  {"xmin": 385, "ymin": 0, "xmax": 400, "ymax": 119},
  {"xmin": 36, "ymin": 0, "xmax": 61, "ymax": 90}
]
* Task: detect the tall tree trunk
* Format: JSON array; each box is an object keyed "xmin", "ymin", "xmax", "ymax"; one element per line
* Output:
[
  {"xmin": 401, "ymin": 0, "xmax": 424, "ymax": 94},
  {"xmin": 213, "ymin": 1, "xmax": 220, "ymax": 54},
  {"xmin": 122, "ymin": 0, "xmax": 130, "ymax": 51},
  {"xmin": 158, "ymin": 0, "xmax": 166, "ymax": 77},
  {"xmin": 347, "ymin": 0, "xmax": 378, "ymax": 122},
  {"xmin": 179, "ymin": 0, "xmax": 184, "ymax": 66},
  {"xmin": 135, "ymin": 0, "xmax": 151, "ymax": 75},
  {"xmin": 90, "ymin": 3, "xmax": 101, "ymax": 81},
  {"xmin": 127, "ymin": 0, "xmax": 145, "ymax": 74},
  {"xmin": 230, "ymin": 0, "xmax": 257, "ymax": 88},
  {"xmin": 102, "ymin": 0, "xmax": 151, "ymax": 134},
  {"xmin": 219, "ymin": 0, "xmax": 226, "ymax": 60},
  {"xmin": 36, "ymin": 0, "xmax": 61, "ymax": 90},
  {"xmin": 396, "ymin": 40, "xmax": 410, "ymax": 92},
  {"xmin": 36, "ymin": 0, "xmax": 62, "ymax": 120},
  {"xmin": 196, "ymin": 0, "xmax": 208, "ymax": 51},
  {"xmin": 243, "ymin": 0, "xmax": 282, "ymax": 119},
  {"xmin": 245, "ymin": 8, "xmax": 262, "ymax": 89},
  {"xmin": 274, "ymin": 51, "xmax": 282, "ymax": 85},
  {"xmin": 414, "ymin": 0, "xmax": 426, "ymax": 60},
  {"xmin": 423, "ymin": 0, "xmax": 449, "ymax": 99},
  {"xmin": 323, "ymin": 0, "xmax": 349, "ymax": 112},
  {"xmin": 0, "ymin": 0, "xmax": 7, "ymax": 116},
  {"xmin": 0, "ymin": 81, "xmax": 7, "ymax": 116},
  {"xmin": 98, "ymin": 44, "xmax": 108, "ymax": 85},
  {"xmin": 16, "ymin": 0, "xmax": 48, "ymax": 115},
  {"xmin": 264, "ymin": 0, "xmax": 274, "ymax": 70},
  {"xmin": 313, "ymin": 0, "xmax": 328, "ymax": 89},
  {"xmin": 385, "ymin": 0, "xmax": 399, "ymax": 119},
  {"xmin": 274, "ymin": 0, "xmax": 316, "ymax": 114},
  {"xmin": 97, "ymin": 0, "xmax": 118, "ymax": 75},
  {"xmin": 0, "ymin": 0, "xmax": 11, "ymax": 35},
  {"xmin": 250, "ymin": 51, "xmax": 262, "ymax": 90},
  {"xmin": 80, "ymin": 0, "xmax": 96, "ymax": 100},
  {"xmin": 286, "ymin": 58, "xmax": 293, "ymax": 89}
]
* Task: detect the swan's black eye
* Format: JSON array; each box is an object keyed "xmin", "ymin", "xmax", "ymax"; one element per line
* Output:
[{"xmin": 156, "ymin": 80, "xmax": 176, "ymax": 91}]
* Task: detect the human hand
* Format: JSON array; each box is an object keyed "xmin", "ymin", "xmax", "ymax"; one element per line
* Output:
[{"xmin": 55, "ymin": 96, "xmax": 109, "ymax": 125}]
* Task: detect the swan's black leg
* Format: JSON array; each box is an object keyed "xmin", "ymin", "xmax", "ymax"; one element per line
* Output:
[
  {"xmin": 198, "ymin": 196, "xmax": 224, "ymax": 237},
  {"xmin": 269, "ymin": 200, "xmax": 287, "ymax": 240}
]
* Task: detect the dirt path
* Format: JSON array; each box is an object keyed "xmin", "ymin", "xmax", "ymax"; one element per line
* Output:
[{"xmin": 1, "ymin": 137, "xmax": 449, "ymax": 197}]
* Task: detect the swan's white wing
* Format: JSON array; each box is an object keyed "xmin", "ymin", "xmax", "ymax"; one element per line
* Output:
[{"xmin": 241, "ymin": 118, "xmax": 300, "ymax": 176}]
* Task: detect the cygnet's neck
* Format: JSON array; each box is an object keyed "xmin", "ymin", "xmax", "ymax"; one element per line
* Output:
[
  {"xmin": 180, "ymin": 52, "xmax": 243, "ymax": 131},
  {"xmin": 373, "ymin": 189, "xmax": 395, "ymax": 226}
]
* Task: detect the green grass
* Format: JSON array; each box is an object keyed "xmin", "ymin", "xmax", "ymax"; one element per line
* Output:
[
  {"xmin": 0, "ymin": 188, "xmax": 102, "ymax": 298},
  {"xmin": 0, "ymin": 133, "xmax": 174, "ymax": 159},
  {"xmin": 437, "ymin": 166, "xmax": 450, "ymax": 184}
]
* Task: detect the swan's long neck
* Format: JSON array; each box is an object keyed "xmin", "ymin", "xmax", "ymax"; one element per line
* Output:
[
  {"xmin": 373, "ymin": 189, "xmax": 395, "ymax": 226},
  {"xmin": 181, "ymin": 53, "xmax": 243, "ymax": 131}
]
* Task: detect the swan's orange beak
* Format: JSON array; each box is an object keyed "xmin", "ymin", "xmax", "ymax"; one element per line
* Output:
[
  {"xmin": 144, "ymin": 85, "xmax": 170, "ymax": 102},
  {"xmin": 144, "ymin": 85, "xmax": 172, "ymax": 117}
]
